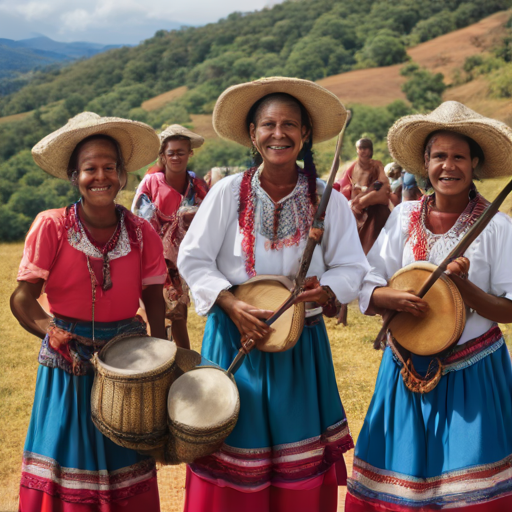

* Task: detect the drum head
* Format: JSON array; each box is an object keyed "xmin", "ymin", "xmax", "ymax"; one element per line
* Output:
[
  {"xmin": 233, "ymin": 276, "xmax": 304, "ymax": 352},
  {"xmin": 168, "ymin": 367, "xmax": 239, "ymax": 429},
  {"xmin": 388, "ymin": 262, "xmax": 465, "ymax": 356},
  {"xmin": 100, "ymin": 336, "xmax": 177, "ymax": 375}
]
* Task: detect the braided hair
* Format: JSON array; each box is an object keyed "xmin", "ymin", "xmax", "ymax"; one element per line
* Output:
[{"xmin": 246, "ymin": 93, "xmax": 319, "ymax": 206}]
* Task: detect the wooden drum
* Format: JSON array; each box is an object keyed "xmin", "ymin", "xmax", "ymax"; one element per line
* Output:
[
  {"xmin": 388, "ymin": 261, "xmax": 466, "ymax": 356},
  {"xmin": 233, "ymin": 275, "xmax": 305, "ymax": 352},
  {"xmin": 167, "ymin": 366, "xmax": 240, "ymax": 463},
  {"xmin": 91, "ymin": 335, "xmax": 178, "ymax": 451}
]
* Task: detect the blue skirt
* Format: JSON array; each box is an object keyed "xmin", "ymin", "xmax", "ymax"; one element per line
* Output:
[
  {"xmin": 20, "ymin": 319, "xmax": 160, "ymax": 509},
  {"xmin": 190, "ymin": 307, "xmax": 353, "ymax": 491},
  {"xmin": 347, "ymin": 339, "xmax": 512, "ymax": 510}
]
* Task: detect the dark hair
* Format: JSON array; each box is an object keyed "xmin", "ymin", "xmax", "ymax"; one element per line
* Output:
[
  {"xmin": 423, "ymin": 130, "xmax": 484, "ymax": 171},
  {"xmin": 246, "ymin": 93, "xmax": 318, "ymax": 205},
  {"xmin": 158, "ymin": 135, "xmax": 192, "ymax": 167},
  {"xmin": 356, "ymin": 137, "xmax": 373, "ymax": 157},
  {"xmin": 67, "ymin": 134, "xmax": 127, "ymax": 189}
]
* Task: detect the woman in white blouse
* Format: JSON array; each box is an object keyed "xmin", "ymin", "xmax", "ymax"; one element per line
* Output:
[
  {"xmin": 346, "ymin": 102, "xmax": 512, "ymax": 512},
  {"xmin": 178, "ymin": 77, "xmax": 369, "ymax": 512}
]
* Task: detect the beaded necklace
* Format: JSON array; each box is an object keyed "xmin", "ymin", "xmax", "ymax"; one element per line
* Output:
[{"xmin": 408, "ymin": 192, "xmax": 489, "ymax": 261}]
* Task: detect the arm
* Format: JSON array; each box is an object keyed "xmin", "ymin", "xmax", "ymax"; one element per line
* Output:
[
  {"xmin": 178, "ymin": 177, "xmax": 273, "ymax": 338},
  {"xmin": 141, "ymin": 284, "xmax": 166, "ymax": 339},
  {"xmin": 10, "ymin": 280, "xmax": 51, "ymax": 338},
  {"xmin": 449, "ymin": 275, "xmax": 512, "ymax": 323},
  {"xmin": 314, "ymin": 191, "xmax": 370, "ymax": 304},
  {"xmin": 356, "ymin": 161, "xmax": 391, "ymax": 209}
]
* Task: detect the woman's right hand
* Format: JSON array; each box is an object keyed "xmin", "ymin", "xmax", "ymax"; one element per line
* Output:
[
  {"xmin": 216, "ymin": 290, "xmax": 274, "ymax": 340},
  {"xmin": 371, "ymin": 287, "xmax": 429, "ymax": 317}
]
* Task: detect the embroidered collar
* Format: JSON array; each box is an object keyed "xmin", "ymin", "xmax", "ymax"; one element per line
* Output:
[
  {"xmin": 407, "ymin": 192, "xmax": 489, "ymax": 261},
  {"xmin": 238, "ymin": 166, "xmax": 315, "ymax": 277}
]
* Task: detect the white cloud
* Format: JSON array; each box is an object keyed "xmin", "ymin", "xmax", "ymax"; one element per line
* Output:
[{"xmin": 0, "ymin": 0, "xmax": 282, "ymax": 44}]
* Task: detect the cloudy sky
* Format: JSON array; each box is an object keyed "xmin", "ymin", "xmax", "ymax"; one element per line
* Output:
[{"xmin": 0, "ymin": 0, "xmax": 280, "ymax": 45}]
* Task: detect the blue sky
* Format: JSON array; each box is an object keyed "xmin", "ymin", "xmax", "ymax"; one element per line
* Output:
[{"xmin": 0, "ymin": 0, "xmax": 281, "ymax": 45}]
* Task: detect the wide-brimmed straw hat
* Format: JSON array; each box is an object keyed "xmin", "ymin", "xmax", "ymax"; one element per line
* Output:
[
  {"xmin": 213, "ymin": 76, "xmax": 347, "ymax": 147},
  {"xmin": 159, "ymin": 124, "xmax": 204, "ymax": 149},
  {"xmin": 32, "ymin": 112, "xmax": 160, "ymax": 179},
  {"xmin": 388, "ymin": 101, "xmax": 512, "ymax": 178}
]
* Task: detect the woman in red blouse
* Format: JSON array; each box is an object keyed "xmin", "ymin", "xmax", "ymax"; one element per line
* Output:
[{"xmin": 10, "ymin": 112, "xmax": 167, "ymax": 512}]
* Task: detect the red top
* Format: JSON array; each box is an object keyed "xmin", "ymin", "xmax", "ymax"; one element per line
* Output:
[
  {"xmin": 333, "ymin": 163, "xmax": 356, "ymax": 201},
  {"xmin": 136, "ymin": 171, "xmax": 208, "ymax": 218},
  {"xmin": 18, "ymin": 206, "xmax": 167, "ymax": 322}
]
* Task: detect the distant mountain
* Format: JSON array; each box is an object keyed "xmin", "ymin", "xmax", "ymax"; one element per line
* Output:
[{"xmin": 0, "ymin": 36, "xmax": 129, "ymax": 81}]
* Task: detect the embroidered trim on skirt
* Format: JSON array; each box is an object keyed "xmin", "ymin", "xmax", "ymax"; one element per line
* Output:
[
  {"xmin": 190, "ymin": 306, "xmax": 353, "ymax": 492},
  {"xmin": 19, "ymin": 319, "xmax": 159, "ymax": 509},
  {"xmin": 347, "ymin": 325, "xmax": 512, "ymax": 510}
]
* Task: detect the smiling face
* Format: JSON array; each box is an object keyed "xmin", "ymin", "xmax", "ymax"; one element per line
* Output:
[
  {"xmin": 76, "ymin": 139, "xmax": 121, "ymax": 208},
  {"xmin": 249, "ymin": 97, "xmax": 310, "ymax": 169},
  {"xmin": 426, "ymin": 132, "xmax": 479, "ymax": 201},
  {"xmin": 161, "ymin": 138, "xmax": 193, "ymax": 176}
]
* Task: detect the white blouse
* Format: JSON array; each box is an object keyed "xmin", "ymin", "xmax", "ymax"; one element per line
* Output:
[
  {"xmin": 178, "ymin": 171, "xmax": 370, "ymax": 316},
  {"xmin": 360, "ymin": 199, "xmax": 512, "ymax": 345}
]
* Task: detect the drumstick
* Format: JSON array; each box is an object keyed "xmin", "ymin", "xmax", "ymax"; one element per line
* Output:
[
  {"xmin": 227, "ymin": 111, "xmax": 353, "ymax": 376},
  {"xmin": 372, "ymin": 177, "xmax": 512, "ymax": 350}
]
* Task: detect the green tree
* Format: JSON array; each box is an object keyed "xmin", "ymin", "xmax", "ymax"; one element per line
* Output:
[
  {"xmin": 358, "ymin": 30, "xmax": 408, "ymax": 67},
  {"xmin": 401, "ymin": 63, "xmax": 446, "ymax": 111}
]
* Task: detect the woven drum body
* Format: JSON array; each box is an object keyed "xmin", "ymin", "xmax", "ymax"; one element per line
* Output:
[
  {"xmin": 388, "ymin": 262, "xmax": 466, "ymax": 356},
  {"xmin": 167, "ymin": 367, "xmax": 240, "ymax": 464},
  {"xmin": 91, "ymin": 336, "xmax": 179, "ymax": 451},
  {"xmin": 233, "ymin": 275, "xmax": 305, "ymax": 352}
]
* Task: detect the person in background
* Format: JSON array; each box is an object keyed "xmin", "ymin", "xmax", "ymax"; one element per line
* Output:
[
  {"xmin": 402, "ymin": 170, "xmax": 424, "ymax": 201},
  {"xmin": 385, "ymin": 161, "xmax": 403, "ymax": 206},
  {"xmin": 334, "ymin": 137, "xmax": 391, "ymax": 254},
  {"xmin": 11, "ymin": 112, "xmax": 166, "ymax": 511},
  {"xmin": 132, "ymin": 124, "xmax": 209, "ymax": 348}
]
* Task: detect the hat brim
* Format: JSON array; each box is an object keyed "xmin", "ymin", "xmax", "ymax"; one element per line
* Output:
[
  {"xmin": 32, "ymin": 115, "xmax": 160, "ymax": 179},
  {"xmin": 388, "ymin": 115, "xmax": 512, "ymax": 179},
  {"xmin": 213, "ymin": 77, "xmax": 347, "ymax": 147},
  {"xmin": 159, "ymin": 124, "xmax": 205, "ymax": 149}
]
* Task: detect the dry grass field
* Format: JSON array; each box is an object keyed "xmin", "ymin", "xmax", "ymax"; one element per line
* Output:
[
  {"xmin": 1, "ymin": 183, "xmax": 512, "ymax": 510},
  {"xmin": 141, "ymin": 86, "xmax": 189, "ymax": 112}
]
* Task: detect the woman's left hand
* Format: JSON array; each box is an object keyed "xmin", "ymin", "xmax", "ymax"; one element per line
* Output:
[{"xmin": 294, "ymin": 277, "xmax": 330, "ymax": 305}]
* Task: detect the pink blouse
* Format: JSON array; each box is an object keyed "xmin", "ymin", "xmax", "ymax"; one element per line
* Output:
[
  {"xmin": 18, "ymin": 206, "xmax": 167, "ymax": 322},
  {"xmin": 136, "ymin": 172, "xmax": 188, "ymax": 218}
]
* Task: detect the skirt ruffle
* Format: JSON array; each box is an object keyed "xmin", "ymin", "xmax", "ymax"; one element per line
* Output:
[{"xmin": 347, "ymin": 342, "xmax": 512, "ymax": 510}]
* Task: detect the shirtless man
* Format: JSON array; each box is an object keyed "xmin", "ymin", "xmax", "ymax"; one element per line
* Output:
[
  {"xmin": 334, "ymin": 138, "xmax": 391, "ymax": 253},
  {"xmin": 333, "ymin": 138, "xmax": 391, "ymax": 325}
]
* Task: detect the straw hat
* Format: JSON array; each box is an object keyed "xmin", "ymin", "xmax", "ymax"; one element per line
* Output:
[
  {"xmin": 213, "ymin": 76, "xmax": 347, "ymax": 147},
  {"xmin": 159, "ymin": 124, "xmax": 204, "ymax": 149},
  {"xmin": 32, "ymin": 112, "xmax": 160, "ymax": 179},
  {"xmin": 387, "ymin": 101, "xmax": 512, "ymax": 178}
]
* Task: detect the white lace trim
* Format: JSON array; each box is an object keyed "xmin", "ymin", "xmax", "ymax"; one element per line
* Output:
[{"xmin": 67, "ymin": 211, "xmax": 131, "ymax": 261}]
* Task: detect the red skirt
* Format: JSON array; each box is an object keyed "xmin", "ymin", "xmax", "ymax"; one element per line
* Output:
[
  {"xmin": 19, "ymin": 476, "xmax": 160, "ymax": 512},
  {"xmin": 183, "ymin": 459, "xmax": 347, "ymax": 512}
]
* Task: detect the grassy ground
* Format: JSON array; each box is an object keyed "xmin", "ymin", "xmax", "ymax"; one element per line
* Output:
[
  {"xmin": 2, "ymin": 177, "xmax": 512, "ymax": 509},
  {"xmin": 0, "ymin": 242, "xmax": 382, "ymax": 509}
]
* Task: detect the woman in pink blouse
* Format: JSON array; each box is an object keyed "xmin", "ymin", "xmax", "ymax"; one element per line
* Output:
[{"xmin": 10, "ymin": 112, "xmax": 167, "ymax": 512}]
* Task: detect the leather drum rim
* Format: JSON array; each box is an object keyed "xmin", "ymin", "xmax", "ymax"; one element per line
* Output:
[
  {"xmin": 232, "ymin": 275, "xmax": 305, "ymax": 353},
  {"xmin": 388, "ymin": 261, "xmax": 466, "ymax": 356}
]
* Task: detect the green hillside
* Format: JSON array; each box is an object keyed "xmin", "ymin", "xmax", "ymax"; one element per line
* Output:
[{"xmin": 0, "ymin": 0, "xmax": 510, "ymax": 241}]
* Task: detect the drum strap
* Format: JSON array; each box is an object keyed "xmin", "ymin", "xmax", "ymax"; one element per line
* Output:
[{"xmin": 387, "ymin": 333, "xmax": 443, "ymax": 394}]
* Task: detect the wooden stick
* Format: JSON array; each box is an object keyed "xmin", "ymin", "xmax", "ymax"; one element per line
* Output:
[
  {"xmin": 373, "ymin": 178, "xmax": 512, "ymax": 350},
  {"xmin": 227, "ymin": 112, "xmax": 352, "ymax": 375}
]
